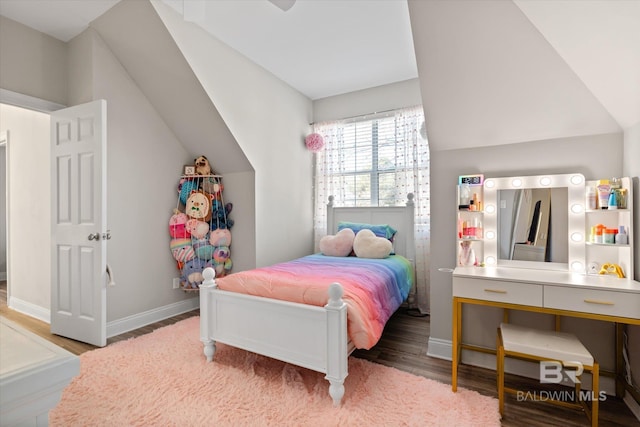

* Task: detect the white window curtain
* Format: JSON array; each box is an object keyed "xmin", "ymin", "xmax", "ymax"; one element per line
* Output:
[{"xmin": 312, "ymin": 105, "xmax": 431, "ymax": 314}]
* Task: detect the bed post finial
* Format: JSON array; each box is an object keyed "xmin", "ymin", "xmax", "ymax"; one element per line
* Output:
[
  {"xmin": 406, "ymin": 193, "xmax": 414, "ymax": 206},
  {"xmin": 328, "ymin": 195, "xmax": 334, "ymax": 207},
  {"xmin": 327, "ymin": 282, "xmax": 344, "ymax": 308},
  {"xmin": 202, "ymin": 267, "xmax": 217, "ymax": 289}
]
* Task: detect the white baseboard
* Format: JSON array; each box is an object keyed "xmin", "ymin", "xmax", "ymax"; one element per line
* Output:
[
  {"xmin": 624, "ymin": 392, "xmax": 640, "ymax": 422},
  {"xmin": 106, "ymin": 297, "xmax": 199, "ymax": 338},
  {"xmin": 0, "ymin": 272, "xmax": 6, "ymax": 281},
  {"xmin": 8, "ymin": 297, "xmax": 50, "ymax": 323},
  {"xmin": 7, "ymin": 296, "xmax": 199, "ymax": 340},
  {"xmin": 426, "ymin": 337, "xmax": 452, "ymax": 360}
]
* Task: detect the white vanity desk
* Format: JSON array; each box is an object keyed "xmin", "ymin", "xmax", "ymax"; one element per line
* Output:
[{"xmin": 451, "ymin": 266, "xmax": 640, "ymax": 394}]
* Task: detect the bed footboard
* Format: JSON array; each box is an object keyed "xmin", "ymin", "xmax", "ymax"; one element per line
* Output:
[{"xmin": 199, "ymin": 268, "xmax": 348, "ymax": 406}]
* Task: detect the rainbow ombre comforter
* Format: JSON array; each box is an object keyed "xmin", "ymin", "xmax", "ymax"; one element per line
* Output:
[{"xmin": 215, "ymin": 254, "xmax": 414, "ymax": 349}]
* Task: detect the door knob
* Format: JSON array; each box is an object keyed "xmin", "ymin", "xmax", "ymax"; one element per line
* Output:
[{"xmin": 88, "ymin": 233, "xmax": 100, "ymax": 241}]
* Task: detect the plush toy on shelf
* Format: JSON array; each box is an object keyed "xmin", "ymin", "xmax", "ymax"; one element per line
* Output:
[
  {"xmin": 185, "ymin": 189, "xmax": 214, "ymax": 222},
  {"xmin": 194, "ymin": 155, "xmax": 214, "ymax": 176},
  {"xmin": 168, "ymin": 209, "xmax": 190, "ymax": 239},
  {"xmin": 181, "ymin": 259, "xmax": 214, "ymax": 289}
]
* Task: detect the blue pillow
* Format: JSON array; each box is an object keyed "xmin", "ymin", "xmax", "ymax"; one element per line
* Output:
[{"xmin": 337, "ymin": 221, "xmax": 397, "ymax": 241}]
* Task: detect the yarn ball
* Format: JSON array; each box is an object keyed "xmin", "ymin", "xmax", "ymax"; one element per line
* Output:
[{"xmin": 305, "ymin": 133, "xmax": 325, "ymax": 152}]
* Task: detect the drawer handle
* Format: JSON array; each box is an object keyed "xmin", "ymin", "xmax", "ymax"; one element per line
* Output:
[
  {"xmin": 484, "ymin": 289, "xmax": 507, "ymax": 294},
  {"xmin": 584, "ymin": 299, "xmax": 615, "ymax": 306}
]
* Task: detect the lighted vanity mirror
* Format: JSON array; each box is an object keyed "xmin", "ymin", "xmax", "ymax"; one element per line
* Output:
[
  {"xmin": 483, "ymin": 173, "xmax": 586, "ymax": 272},
  {"xmin": 497, "ymin": 187, "xmax": 567, "ymax": 263}
]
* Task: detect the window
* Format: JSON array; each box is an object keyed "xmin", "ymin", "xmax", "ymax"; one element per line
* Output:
[{"xmin": 312, "ymin": 105, "xmax": 431, "ymax": 313}]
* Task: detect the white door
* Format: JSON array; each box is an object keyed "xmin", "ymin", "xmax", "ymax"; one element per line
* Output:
[{"xmin": 50, "ymin": 100, "xmax": 107, "ymax": 347}]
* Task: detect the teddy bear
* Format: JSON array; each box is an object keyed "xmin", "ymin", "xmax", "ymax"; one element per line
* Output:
[
  {"xmin": 194, "ymin": 155, "xmax": 214, "ymax": 176},
  {"xmin": 180, "ymin": 259, "xmax": 213, "ymax": 289}
]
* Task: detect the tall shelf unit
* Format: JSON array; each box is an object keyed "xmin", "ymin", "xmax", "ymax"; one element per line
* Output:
[
  {"xmin": 584, "ymin": 177, "xmax": 634, "ymax": 277},
  {"xmin": 456, "ymin": 175, "xmax": 484, "ymax": 266}
]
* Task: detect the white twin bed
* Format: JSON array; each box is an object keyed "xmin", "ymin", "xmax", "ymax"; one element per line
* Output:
[{"xmin": 199, "ymin": 195, "xmax": 416, "ymax": 405}]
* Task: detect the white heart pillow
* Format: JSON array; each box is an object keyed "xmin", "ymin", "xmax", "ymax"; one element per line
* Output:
[
  {"xmin": 319, "ymin": 228, "xmax": 355, "ymax": 257},
  {"xmin": 353, "ymin": 229, "xmax": 392, "ymax": 259}
]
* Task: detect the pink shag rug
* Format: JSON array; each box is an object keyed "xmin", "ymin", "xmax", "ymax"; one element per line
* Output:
[{"xmin": 51, "ymin": 317, "xmax": 500, "ymax": 426}]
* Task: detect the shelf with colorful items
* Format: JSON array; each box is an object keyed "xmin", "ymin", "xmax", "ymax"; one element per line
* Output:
[
  {"xmin": 584, "ymin": 177, "xmax": 634, "ymax": 278},
  {"xmin": 168, "ymin": 169, "xmax": 234, "ymax": 291},
  {"xmin": 456, "ymin": 174, "xmax": 485, "ymax": 267}
]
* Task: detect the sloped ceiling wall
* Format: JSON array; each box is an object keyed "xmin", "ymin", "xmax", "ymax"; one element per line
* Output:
[
  {"xmin": 90, "ymin": 0, "xmax": 251, "ymax": 174},
  {"xmin": 408, "ymin": 0, "xmax": 623, "ymax": 152}
]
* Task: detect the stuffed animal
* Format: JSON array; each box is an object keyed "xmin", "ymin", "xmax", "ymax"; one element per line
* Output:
[
  {"xmin": 180, "ymin": 259, "xmax": 213, "ymax": 289},
  {"xmin": 170, "ymin": 238, "xmax": 195, "ymax": 263},
  {"xmin": 210, "ymin": 201, "xmax": 234, "ymax": 230},
  {"xmin": 186, "ymin": 219, "xmax": 209, "ymax": 240},
  {"xmin": 185, "ymin": 190, "xmax": 214, "ymax": 222},
  {"xmin": 168, "ymin": 209, "xmax": 190, "ymax": 238},
  {"xmin": 209, "ymin": 228, "xmax": 232, "ymax": 247},
  {"xmin": 192, "ymin": 238, "xmax": 215, "ymax": 260},
  {"xmin": 201, "ymin": 176, "xmax": 223, "ymax": 197},
  {"xmin": 212, "ymin": 257, "xmax": 232, "ymax": 277},
  {"xmin": 178, "ymin": 178, "xmax": 199, "ymax": 205},
  {"xmin": 213, "ymin": 246, "xmax": 230, "ymax": 263},
  {"xmin": 194, "ymin": 155, "xmax": 214, "ymax": 176}
]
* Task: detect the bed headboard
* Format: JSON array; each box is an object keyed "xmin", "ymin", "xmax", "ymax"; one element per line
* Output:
[{"xmin": 326, "ymin": 194, "xmax": 416, "ymax": 263}]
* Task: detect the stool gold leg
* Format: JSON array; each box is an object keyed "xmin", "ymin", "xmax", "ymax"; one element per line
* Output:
[
  {"xmin": 592, "ymin": 362, "xmax": 599, "ymax": 427},
  {"xmin": 497, "ymin": 329, "xmax": 505, "ymax": 417}
]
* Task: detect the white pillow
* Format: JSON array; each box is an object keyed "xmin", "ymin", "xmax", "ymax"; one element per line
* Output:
[
  {"xmin": 319, "ymin": 228, "xmax": 355, "ymax": 257},
  {"xmin": 353, "ymin": 229, "xmax": 392, "ymax": 259}
]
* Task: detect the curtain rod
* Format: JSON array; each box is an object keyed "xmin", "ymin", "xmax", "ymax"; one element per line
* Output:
[{"xmin": 309, "ymin": 105, "xmax": 421, "ymax": 126}]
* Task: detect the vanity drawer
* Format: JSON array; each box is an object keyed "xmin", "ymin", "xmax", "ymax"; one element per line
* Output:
[
  {"xmin": 544, "ymin": 286, "xmax": 640, "ymax": 320},
  {"xmin": 453, "ymin": 277, "xmax": 543, "ymax": 306}
]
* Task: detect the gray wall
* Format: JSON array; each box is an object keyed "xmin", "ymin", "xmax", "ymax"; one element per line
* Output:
[
  {"xmin": 0, "ymin": 16, "xmax": 67, "ymax": 106},
  {"xmin": 0, "ymin": 1, "xmax": 315, "ymax": 330}
]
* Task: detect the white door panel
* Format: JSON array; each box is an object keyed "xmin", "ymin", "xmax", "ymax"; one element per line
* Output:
[{"xmin": 51, "ymin": 100, "xmax": 107, "ymax": 347}]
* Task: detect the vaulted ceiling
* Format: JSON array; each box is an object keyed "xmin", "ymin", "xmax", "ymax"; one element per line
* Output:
[{"xmin": 1, "ymin": 0, "xmax": 638, "ymax": 151}]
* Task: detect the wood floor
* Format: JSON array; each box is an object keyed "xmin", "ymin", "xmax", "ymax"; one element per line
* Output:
[{"xmin": 2, "ymin": 281, "xmax": 638, "ymax": 426}]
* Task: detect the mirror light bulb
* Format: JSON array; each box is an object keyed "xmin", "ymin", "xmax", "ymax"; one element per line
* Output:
[
  {"xmin": 485, "ymin": 231, "xmax": 495, "ymax": 239},
  {"xmin": 486, "ymin": 256, "xmax": 496, "ymax": 265},
  {"xmin": 571, "ymin": 232, "xmax": 583, "ymax": 242},
  {"xmin": 540, "ymin": 177, "xmax": 551, "ymax": 186},
  {"xmin": 570, "ymin": 175, "xmax": 584, "ymax": 185},
  {"xmin": 485, "ymin": 205, "xmax": 496, "ymax": 214},
  {"xmin": 571, "ymin": 261, "xmax": 583, "ymax": 272},
  {"xmin": 485, "ymin": 180, "xmax": 495, "ymax": 188},
  {"xmin": 571, "ymin": 204, "xmax": 583, "ymax": 214},
  {"xmin": 512, "ymin": 178, "xmax": 522, "ymax": 187}
]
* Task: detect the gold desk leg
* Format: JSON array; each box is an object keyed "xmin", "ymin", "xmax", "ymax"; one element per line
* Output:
[
  {"xmin": 451, "ymin": 297, "xmax": 460, "ymax": 393},
  {"xmin": 452, "ymin": 297, "xmax": 461, "ymax": 392}
]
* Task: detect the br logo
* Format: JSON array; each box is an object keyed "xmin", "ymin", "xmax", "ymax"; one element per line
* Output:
[{"xmin": 540, "ymin": 361, "xmax": 583, "ymax": 384}]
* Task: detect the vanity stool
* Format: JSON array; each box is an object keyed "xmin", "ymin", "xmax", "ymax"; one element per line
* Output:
[{"xmin": 497, "ymin": 322, "xmax": 599, "ymax": 427}]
